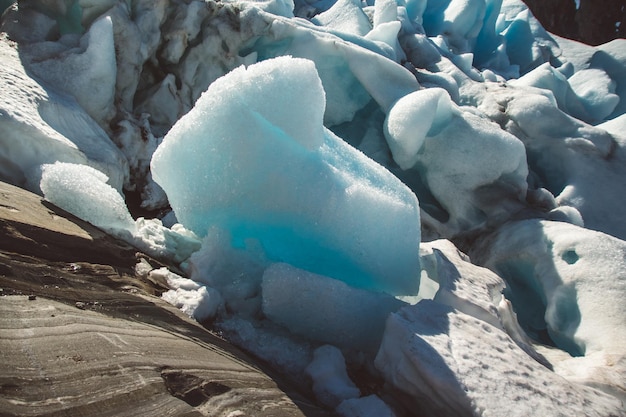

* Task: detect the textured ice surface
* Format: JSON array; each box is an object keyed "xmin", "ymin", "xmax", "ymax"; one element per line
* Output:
[
  {"xmin": 385, "ymin": 87, "xmax": 528, "ymax": 237},
  {"xmin": 152, "ymin": 56, "xmax": 421, "ymax": 295},
  {"xmin": 375, "ymin": 300, "xmax": 624, "ymax": 417},
  {"xmin": 22, "ymin": 16, "xmax": 117, "ymax": 126},
  {"xmin": 154, "ymin": 267, "xmax": 222, "ymax": 321},
  {"xmin": 312, "ymin": 0, "xmax": 371, "ymax": 36},
  {"xmin": 39, "ymin": 162, "xmax": 200, "ymax": 264},
  {"xmin": 568, "ymin": 69, "xmax": 619, "ymax": 123},
  {"xmin": 473, "ymin": 219, "xmax": 626, "ymax": 399},
  {"xmin": 262, "ymin": 263, "xmax": 405, "ymax": 352},
  {"xmin": 0, "ymin": 37, "xmax": 127, "ymax": 193},
  {"xmin": 40, "ymin": 162, "xmax": 134, "ymax": 232}
]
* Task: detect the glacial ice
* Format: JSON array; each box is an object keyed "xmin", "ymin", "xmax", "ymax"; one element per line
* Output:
[
  {"xmin": 2, "ymin": 0, "xmax": 626, "ymax": 415},
  {"xmin": 40, "ymin": 162, "xmax": 135, "ymax": 232},
  {"xmin": 473, "ymin": 219, "xmax": 626, "ymax": 398},
  {"xmin": 0, "ymin": 37, "xmax": 127, "ymax": 193},
  {"xmin": 22, "ymin": 16, "xmax": 117, "ymax": 126},
  {"xmin": 305, "ymin": 345, "xmax": 360, "ymax": 408},
  {"xmin": 39, "ymin": 162, "xmax": 201, "ymax": 263},
  {"xmin": 375, "ymin": 300, "xmax": 623, "ymax": 417},
  {"xmin": 263, "ymin": 263, "xmax": 405, "ymax": 352},
  {"xmin": 151, "ymin": 56, "xmax": 422, "ymax": 296},
  {"xmin": 152, "ymin": 267, "xmax": 223, "ymax": 321},
  {"xmin": 336, "ymin": 395, "xmax": 397, "ymax": 417}
]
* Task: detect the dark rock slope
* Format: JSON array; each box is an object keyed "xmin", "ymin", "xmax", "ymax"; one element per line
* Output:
[{"xmin": 0, "ymin": 181, "xmax": 330, "ymax": 417}]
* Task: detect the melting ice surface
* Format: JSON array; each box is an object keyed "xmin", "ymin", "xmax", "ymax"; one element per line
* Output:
[
  {"xmin": 151, "ymin": 56, "xmax": 422, "ymax": 296},
  {"xmin": 2, "ymin": 0, "xmax": 626, "ymax": 415}
]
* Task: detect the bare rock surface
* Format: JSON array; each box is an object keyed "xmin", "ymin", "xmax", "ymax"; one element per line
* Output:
[{"xmin": 0, "ymin": 181, "xmax": 330, "ymax": 417}]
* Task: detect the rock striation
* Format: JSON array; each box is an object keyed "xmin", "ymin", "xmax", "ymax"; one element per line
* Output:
[{"xmin": 0, "ymin": 181, "xmax": 331, "ymax": 417}]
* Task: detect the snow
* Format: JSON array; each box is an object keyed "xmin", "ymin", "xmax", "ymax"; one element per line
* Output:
[{"xmin": 3, "ymin": 0, "xmax": 626, "ymax": 415}]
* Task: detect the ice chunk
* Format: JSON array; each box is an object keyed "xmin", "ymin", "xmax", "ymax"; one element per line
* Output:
[
  {"xmin": 372, "ymin": 0, "xmax": 397, "ymax": 27},
  {"xmin": 262, "ymin": 263, "xmax": 406, "ymax": 352},
  {"xmin": 497, "ymin": 1, "xmax": 560, "ymax": 74},
  {"xmin": 243, "ymin": 12, "xmax": 419, "ymax": 125},
  {"xmin": 440, "ymin": 0, "xmax": 486, "ymax": 54},
  {"xmin": 187, "ymin": 229, "xmax": 267, "ymax": 319},
  {"xmin": 153, "ymin": 267, "xmax": 222, "ymax": 321},
  {"xmin": 385, "ymin": 88, "xmax": 528, "ymax": 237},
  {"xmin": 132, "ymin": 218, "xmax": 202, "ymax": 264},
  {"xmin": 40, "ymin": 163, "xmax": 201, "ymax": 264},
  {"xmin": 568, "ymin": 69, "xmax": 620, "ymax": 123},
  {"xmin": 365, "ymin": 21, "xmax": 403, "ymax": 61},
  {"xmin": 40, "ymin": 162, "xmax": 135, "ymax": 233},
  {"xmin": 384, "ymin": 88, "xmax": 457, "ymax": 170},
  {"xmin": 312, "ymin": 0, "xmax": 372, "ymax": 36},
  {"xmin": 152, "ymin": 56, "xmax": 422, "ymax": 295},
  {"xmin": 218, "ymin": 316, "xmax": 313, "ymax": 376},
  {"xmin": 375, "ymin": 300, "xmax": 624, "ymax": 417},
  {"xmin": 473, "ymin": 219, "xmax": 626, "ymax": 396},
  {"xmin": 500, "ymin": 86, "xmax": 626, "ymax": 240},
  {"xmin": 24, "ymin": 16, "xmax": 117, "ymax": 126},
  {"xmin": 305, "ymin": 345, "xmax": 360, "ymax": 408},
  {"xmin": 420, "ymin": 239, "xmax": 549, "ymax": 366},
  {"xmin": 241, "ymin": 0, "xmax": 296, "ymax": 17},
  {"xmin": 421, "ymin": 239, "xmax": 504, "ymax": 327},
  {"xmin": 509, "ymin": 62, "xmax": 588, "ymax": 122}
]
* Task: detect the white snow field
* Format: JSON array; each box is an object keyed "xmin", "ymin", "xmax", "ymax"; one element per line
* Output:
[{"xmin": 1, "ymin": 0, "xmax": 625, "ymax": 415}]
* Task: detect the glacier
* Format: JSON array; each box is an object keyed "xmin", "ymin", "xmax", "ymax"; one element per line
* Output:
[{"xmin": 1, "ymin": 0, "xmax": 625, "ymax": 415}]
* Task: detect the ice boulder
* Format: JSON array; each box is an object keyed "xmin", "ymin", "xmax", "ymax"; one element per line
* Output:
[
  {"xmin": 151, "ymin": 56, "xmax": 422, "ymax": 296},
  {"xmin": 384, "ymin": 88, "xmax": 528, "ymax": 237}
]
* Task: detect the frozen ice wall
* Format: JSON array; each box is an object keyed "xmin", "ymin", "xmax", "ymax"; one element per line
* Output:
[{"xmin": 151, "ymin": 56, "xmax": 422, "ymax": 296}]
